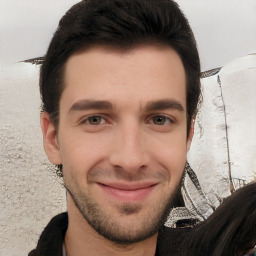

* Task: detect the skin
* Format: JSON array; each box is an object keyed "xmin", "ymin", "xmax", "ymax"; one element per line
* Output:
[{"xmin": 41, "ymin": 45, "xmax": 194, "ymax": 256}]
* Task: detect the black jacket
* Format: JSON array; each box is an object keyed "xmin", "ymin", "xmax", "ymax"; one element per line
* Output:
[{"xmin": 28, "ymin": 212, "xmax": 189, "ymax": 256}]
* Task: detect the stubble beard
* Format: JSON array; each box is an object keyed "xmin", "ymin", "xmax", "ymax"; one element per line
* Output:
[{"xmin": 64, "ymin": 177, "xmax": 183, "ymax": 245}]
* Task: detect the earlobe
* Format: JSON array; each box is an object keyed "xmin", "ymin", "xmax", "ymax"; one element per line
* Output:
[
  {"xmin": 186, "ymin": 119, "xmax": 195, "ymax": 152},
  {"xmin": 41, "ymin": 112, "xmax": 62, "ymax": 165}
]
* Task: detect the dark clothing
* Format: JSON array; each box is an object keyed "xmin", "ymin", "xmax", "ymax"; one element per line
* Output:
[
  {"xmin": 29, "ymin": 213, "xmax": 68, "ymax": 256},
  {"xmin": 28, "ymin": 212, "xmax": 189, "ymax": 256}
]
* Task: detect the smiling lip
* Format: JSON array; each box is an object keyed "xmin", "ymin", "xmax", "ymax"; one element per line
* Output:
[{"xmin": 97, "ymin": 182, "xmax": 158, "ymax": 201}]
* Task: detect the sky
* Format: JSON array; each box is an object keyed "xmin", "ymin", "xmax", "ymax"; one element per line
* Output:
[{"xmin": 0, "ymin": 0, "xmax": 256, "ymax": 71}]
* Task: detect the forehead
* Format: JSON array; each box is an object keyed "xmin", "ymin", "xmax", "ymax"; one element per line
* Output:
[{"xmin": 61, "ymin": 45, "xmax": 186, "ymax": 111}]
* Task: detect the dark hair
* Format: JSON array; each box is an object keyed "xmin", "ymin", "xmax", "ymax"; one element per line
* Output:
[
  {"xmin": 156, "ymin": 182, "xmax": 256, "ymax": 256},
  {"xmin": 182, "ymin": 181, "xmax": 256, "ymax": 256},
  {"xmin": 40, "ymin": 0, "xmax": 201, "ymax": 133}
]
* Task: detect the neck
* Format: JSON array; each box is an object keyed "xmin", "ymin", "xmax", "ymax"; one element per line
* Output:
[{"xmin": 65, "ymin": 194, "xmax": 158, "ymax": 256}]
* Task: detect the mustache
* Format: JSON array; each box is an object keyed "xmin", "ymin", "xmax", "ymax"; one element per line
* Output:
[{"xmin": 87, "ymin": 166, "xmax": 170, "ymax": 183}]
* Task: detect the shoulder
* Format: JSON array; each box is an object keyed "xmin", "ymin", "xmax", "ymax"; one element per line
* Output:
[
  {"xmin": 28, "ymin": 212, "xmax": 68, "ymax": 256},
  {"xmin": 156, "ymin": 226, "xmax": 191, "ymax": 256}
]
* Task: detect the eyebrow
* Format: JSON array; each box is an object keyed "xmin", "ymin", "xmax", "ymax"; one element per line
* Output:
[
  {"xmin": 69, "ymin": 98, "xmax": 184, "ymax": 113},
  {"xmin": 145, "ymin": 99, "xmax": 185, "ymax": 112},
  {"xmin": 69, "ymin": 100, "xmax": 113, "ymax": 112}
]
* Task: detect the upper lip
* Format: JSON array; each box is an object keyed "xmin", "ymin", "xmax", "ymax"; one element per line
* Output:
[{"xmin": 98, "ymin": 182, "xmax": 158, "ymax": 191}]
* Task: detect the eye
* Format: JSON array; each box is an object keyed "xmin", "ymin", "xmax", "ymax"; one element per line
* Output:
[
  {"xmin": 84, "ymin": 116, "xmax": 106, "ymax": 125},
  {"xmin": 150, "ymin": 115, "xmax": 173, "ymax": 125}
]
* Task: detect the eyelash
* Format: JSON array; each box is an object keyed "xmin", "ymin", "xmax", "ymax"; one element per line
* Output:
[
  {"xmin": 80, "ymin": 114, "xmax": 174, "ymax": 126},
  {"xmin": 148, "ymin": 115, "xmax": 174, "ymax": 126},
  {"xmin": 81, "ymin": 115, "xmax": 108, "ymax": 125}
]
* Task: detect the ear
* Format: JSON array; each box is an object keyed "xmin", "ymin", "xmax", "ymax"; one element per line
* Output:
[
  {"xmin": 40, "ymin": 112, "xmax": 62, "ymax": 165},
  {"xmin": 186, "ymin": 119, "xmax": 195, "ymax": 152}
]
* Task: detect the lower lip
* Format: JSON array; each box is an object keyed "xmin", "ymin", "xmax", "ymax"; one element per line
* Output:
[{"xmin": 97, "ymin": 183, "xmax": 156, "ymax": 202}]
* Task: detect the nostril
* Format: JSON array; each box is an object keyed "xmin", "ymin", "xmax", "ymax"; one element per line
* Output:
[{"xmin": 108, "ymin": 129, "xmax": 149, "ymax": 172}]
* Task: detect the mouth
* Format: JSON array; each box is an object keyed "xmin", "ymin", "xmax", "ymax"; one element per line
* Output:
[{"xmin": 97, "ymin": 182, "xmax": 158, "ymax": 202}]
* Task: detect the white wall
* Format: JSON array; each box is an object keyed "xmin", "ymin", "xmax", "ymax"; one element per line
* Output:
[{"xmin": 0, "ymin": 54, "xmax": 255, "ymax": 255}]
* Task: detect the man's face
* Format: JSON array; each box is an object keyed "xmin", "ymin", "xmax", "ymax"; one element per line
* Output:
[{"xmin": 43, "ymin": 45, "xmax": 192, "ymax": 243}]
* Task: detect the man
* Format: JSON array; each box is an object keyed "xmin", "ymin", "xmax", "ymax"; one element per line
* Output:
[{"xmin": 29, "ymin": 0, "xmax": 201, "ymax": 255}]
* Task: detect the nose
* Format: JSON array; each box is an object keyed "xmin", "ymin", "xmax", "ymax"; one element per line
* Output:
[{"xmin": 109, "ymin": 122, "xmax": 149, "ymax": 173}]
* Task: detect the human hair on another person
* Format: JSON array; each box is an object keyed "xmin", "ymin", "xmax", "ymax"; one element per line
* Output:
[
  {"xmin": 181, "ymin": 181, "xmax": 256, "ymax": 256},
  {"xmin": 40, "ymin": 0, "xmax": 201, "ymax": 135}
]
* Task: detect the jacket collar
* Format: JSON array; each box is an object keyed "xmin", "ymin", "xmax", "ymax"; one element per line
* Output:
[{"xmin": 29, "ymin": 212, "xmax": 188, "ymax": 256}]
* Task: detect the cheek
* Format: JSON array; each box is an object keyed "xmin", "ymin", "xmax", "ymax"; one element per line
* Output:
[
  {"xmin": 148, "ymin": 133, "xmax": 188, "ymax": 177},
  {"xmin": 58, "ymin": 130, "xmax": 111, "ymax": 170}
]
